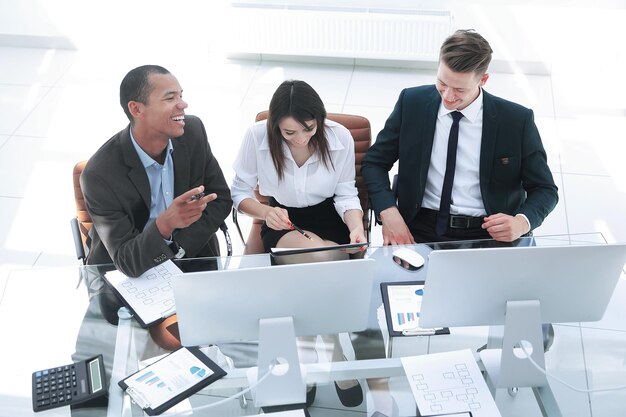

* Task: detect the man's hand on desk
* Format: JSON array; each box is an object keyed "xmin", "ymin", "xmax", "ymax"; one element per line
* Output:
[{"xmin": 380, "ymin": 206, "xmax": 415, "ymax": 245}]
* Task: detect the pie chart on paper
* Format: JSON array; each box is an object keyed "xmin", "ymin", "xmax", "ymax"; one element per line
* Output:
[{"xmin": 190, "ymin": 366, "xmax": 207, "ymax": 378}]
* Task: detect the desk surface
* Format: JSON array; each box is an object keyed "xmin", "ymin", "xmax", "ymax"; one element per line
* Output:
[{"xmin": 1, "ymin": 234, "xmax": 624, "ymax": 417}]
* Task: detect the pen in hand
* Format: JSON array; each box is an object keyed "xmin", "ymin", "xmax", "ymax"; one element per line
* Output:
[
  {"xmin": 190, "ymin": 192, "xmax": 205, "ymax": 201},
  {"xmin": 289, "ymin": 221, "xmax": 312, "ymax": 240}
]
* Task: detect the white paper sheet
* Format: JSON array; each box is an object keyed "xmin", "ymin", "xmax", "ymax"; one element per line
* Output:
[
  {"xmin": 401, "ymin": 349, "xmax": 501, "ymax": 417},
  {"xmin": 104, "ymin": 260, "xmax": 182, "ymax": 326}
]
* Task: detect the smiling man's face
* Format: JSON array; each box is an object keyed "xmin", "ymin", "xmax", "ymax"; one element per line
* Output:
[
  {"xmin": 436, "ymin": 61, "xmax": 489, "ymax": 110},
  {"xmin": 133, "ymin": 73, "xmax": 188, "ymax": 140}
]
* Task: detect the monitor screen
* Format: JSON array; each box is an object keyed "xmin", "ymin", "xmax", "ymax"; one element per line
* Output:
[
  {"xmin": 172, "ymin": 258, "xmax": 376, "ymax": 346},
  {"xmin": 419, "ymin": 243, "xmax": 626, "ymax": 328}
]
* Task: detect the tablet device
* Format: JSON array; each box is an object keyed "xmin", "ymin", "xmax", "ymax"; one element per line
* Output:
[
  {"xmin": 270, "ymin": 242, "xmax": 369, "ymax": 265},
  {"xmin": 380, "ymin": 281, "xmax": 449, "ymax": 337}
]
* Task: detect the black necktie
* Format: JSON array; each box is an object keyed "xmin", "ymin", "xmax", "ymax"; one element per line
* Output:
[{"xmin": 436, "ymin": 111, "xmax": 464, "ymax": 236}]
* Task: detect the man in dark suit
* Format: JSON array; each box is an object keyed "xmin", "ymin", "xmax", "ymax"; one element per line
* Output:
[
  {"xmin": 362, "ymin": 30, "xmax": 558, "ymax": 244},
  {"xmin": 81, "ymin": 65, "xmax": 232, "ymax": 277}
]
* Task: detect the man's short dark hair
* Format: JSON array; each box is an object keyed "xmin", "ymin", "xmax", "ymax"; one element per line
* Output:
[
  {"xmin": 119, "ymin": 65, "xmax": 170, "ymax": 123},
  {"xmin": 440, "ymin": 29, "xmax": 493, "ymax": 75}
]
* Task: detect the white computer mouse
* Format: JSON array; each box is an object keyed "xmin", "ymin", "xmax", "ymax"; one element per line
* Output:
[{"xmin": 392, "ymin": 247, "xmax": 425, "ymax": 270}]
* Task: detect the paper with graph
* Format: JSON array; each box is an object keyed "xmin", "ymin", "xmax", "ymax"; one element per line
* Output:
[{"xmin": 401, "ymin": 349, "xmax": 501, "ymax": 417}]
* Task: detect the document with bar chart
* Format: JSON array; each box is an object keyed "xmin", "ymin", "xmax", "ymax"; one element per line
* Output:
[
  {"xmin": 119, "ymin": 346, "xmax": 226, "ymax": 416},
  {"xmin": 380, "ymin": 281, "xmax": 449, "ymax": 336}
]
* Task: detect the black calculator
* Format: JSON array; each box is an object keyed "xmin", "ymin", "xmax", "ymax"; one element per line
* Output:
[{"xmin": 32, "ymin": 354, "xmax": 107, "ymax": 412}]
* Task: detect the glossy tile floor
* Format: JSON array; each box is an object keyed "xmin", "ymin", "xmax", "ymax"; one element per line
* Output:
[{"xmin": 1, "ymin": 18, "xmax": 625, "ymax": 416}]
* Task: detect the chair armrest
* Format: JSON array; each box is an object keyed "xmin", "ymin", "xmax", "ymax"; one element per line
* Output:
[
  {"xmin": 232, "ymin": 207, "xmax": 247, "ymax": 246},
  {"xmin": 219, "ymin": 222, "xmax": 233, "ymax": 257},
  {"xmin": 70, "ymin": 217, "xmax": 86, "ymax": 262}
]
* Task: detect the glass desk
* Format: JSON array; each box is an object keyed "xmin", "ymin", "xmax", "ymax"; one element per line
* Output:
[{"xmin": 0, "ymin": 233, "xmax": 621, "ymax": 417}]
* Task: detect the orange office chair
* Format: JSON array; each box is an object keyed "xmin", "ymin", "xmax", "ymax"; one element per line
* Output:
[
  {"xmin": 71, "ymin": 161, "xmax": 92, "ymax": 264},
  {"xmin": 232, "ymin": 111, "xmax": 372, "ymax": 254}
]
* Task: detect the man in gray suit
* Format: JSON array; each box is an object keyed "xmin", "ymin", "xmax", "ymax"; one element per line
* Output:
[
  {"xmin": 363, "ymin": 30, "xmax": 558, "ymax": 245},
  {"xmin": 81, "ymin": 65, "xmax": 232, "ymax": 277}
]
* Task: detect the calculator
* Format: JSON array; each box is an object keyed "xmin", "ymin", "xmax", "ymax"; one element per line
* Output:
[{"xmin": 32, "ymin": 354, "xmax": 107, "ymax": 412}]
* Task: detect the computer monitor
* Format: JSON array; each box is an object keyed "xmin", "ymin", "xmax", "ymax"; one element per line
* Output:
[
  {"xmin": 419, "ymin": 243, "xmax": 626, "ymax": 389},
  {"xmin": 172, "ymin": 258, "xmax": 376, "ymax": 406}
]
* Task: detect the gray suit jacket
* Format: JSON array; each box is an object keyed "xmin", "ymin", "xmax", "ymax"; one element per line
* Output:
[
  {"xmin": 362, "ymin": 85, "xmax": 558, "ymax": 230},
  {"xmin": 80, "ymin": 115, "xmax": 232, "ymax": 277}
]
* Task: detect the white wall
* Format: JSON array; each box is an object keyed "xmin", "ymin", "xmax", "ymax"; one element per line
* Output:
[
  {"xmin": 1, "ymin": 0, "xmax": 624, "ymax": 79},
  {"xmin": 0, "ymin": 0, "xmax": 75, "ymax": 49}
]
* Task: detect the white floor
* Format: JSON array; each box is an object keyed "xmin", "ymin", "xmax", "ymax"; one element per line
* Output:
[{"xmin": 1, "ymin": 8, "xmax": 626, "ymax": 416}]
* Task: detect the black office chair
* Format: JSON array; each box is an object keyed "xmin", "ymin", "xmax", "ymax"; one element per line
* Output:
[{"xmin": 71, "ymin": 160, "xmax": 232, "ymax": 264}]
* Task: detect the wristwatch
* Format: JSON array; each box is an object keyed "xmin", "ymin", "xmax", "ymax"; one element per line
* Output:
[{"xmin": 169, "ymin": 240, "xmax": 186, "ymax": 259}]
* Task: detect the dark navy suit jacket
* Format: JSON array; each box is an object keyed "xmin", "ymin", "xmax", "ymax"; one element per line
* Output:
[{"xmin": 362, "ymin": 85, "xmax": 558, "ymax": 229}]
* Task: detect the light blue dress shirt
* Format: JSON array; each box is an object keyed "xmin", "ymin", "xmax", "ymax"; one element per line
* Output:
[{"xmin": 130, "ymin": 130, "xmax": 175, "ymax": 235}]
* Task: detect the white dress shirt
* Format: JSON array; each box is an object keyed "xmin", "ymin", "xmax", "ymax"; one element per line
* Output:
[
  {"xmin": 231, "ymin": 119, "xmax": 362, "ymax": 219},
  {"xmin": 422, "ymin": 90, "xmax": 487, "ymax": 216}
]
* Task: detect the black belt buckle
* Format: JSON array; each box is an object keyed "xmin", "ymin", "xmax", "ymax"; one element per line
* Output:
[{"xmin": 449, "ymin": 215, "xmax": 472, "ymax": 229}]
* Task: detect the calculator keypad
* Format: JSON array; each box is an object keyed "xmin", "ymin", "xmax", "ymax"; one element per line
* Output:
[
  {"xmin": 32, "ymin": 355, "xmax": 106, "ymax": 412},
  {"xmin": 33, "ymin": 364, "xmax": 79, "ymax": 410}
]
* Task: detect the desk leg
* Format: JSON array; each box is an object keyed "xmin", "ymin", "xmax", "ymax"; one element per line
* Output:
[
  {"xmin": 487, "ymin": 325, "xmax": 504, "ymax": 349},
  {"xmin": 532, "ymin": 384, "xmax": 563, "ymax": 417},
  {"xmin": 107, "ymin": 307, "xmax": 134, "ymax": 417}
]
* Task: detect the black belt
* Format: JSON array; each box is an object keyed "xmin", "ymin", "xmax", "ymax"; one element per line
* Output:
[
  {"xmin": 448, "ymin": 214, "xmax": 484, "ymax": 229},
  {"xmin": 418, "ymin": 208, "xmax": 484, "ymax": 229}
]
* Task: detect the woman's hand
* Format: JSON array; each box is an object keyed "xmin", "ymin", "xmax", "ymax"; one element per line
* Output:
[
  {"xmin": 343, "ymin": 209, "xmax": 366, "ymax": 244},
  {"xmin": 265, "ymin": 206, "xmax": 291, "ymax": 231},
  {"xmin": 349, "ymin": 226, "xmax": 367, "ymax": 244}
]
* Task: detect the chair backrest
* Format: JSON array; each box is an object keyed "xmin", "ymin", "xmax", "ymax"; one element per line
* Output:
[
  {"xmin": 237, "ymin": 111, "xmax": 371, "ymax": 254},
  {"xmin": 73, "ymin": 161, "xmax": 92, "ymax": 253}
]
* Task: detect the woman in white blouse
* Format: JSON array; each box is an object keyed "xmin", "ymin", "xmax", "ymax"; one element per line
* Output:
[
  {"xmin": 231, "ymin": 80, "xmax": 366, "ymax": 408},
  {"xmin": 231, "ymin": 79, "xmax": 366, "ymax": 252}
]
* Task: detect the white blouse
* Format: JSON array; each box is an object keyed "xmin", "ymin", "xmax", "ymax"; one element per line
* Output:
[{"xmin": 231, "ymin": 119, "xmax": 362, "ymax": 219}]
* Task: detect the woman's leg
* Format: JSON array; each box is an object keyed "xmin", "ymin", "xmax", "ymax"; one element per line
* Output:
[{"xmin": 318, "ymin": 334, "xmax": 364, "ymax": 407}]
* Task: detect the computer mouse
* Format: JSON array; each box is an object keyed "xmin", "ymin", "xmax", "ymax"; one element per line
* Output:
[{"xmin": 392, "ymin": 247, "xmax": 425, "ymax": 271}]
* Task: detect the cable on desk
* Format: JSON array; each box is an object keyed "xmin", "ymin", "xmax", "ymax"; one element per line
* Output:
[{"xmin": 521, "ymin": 344, "xmax": 626, "ymax": 393}]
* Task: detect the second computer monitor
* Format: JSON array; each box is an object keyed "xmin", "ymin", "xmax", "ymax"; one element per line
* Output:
[
  {"xmin": 419, "ymin": 243, "xmax": 626, "ymax": 329},
  {"xmin": 419, "ymin": 243, "xmax": 626, "ymax": 389}
]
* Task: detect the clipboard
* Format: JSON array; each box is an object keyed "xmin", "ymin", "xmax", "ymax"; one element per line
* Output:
[
  {"xmin": 118, "ymin": 346, "xmax": 227, "ymax": 416},
  {"xmin": 381, "ymin": 281, "xmax": 450, "ymax": 337},
  {"xmin": 102, "ymin": 260, "xmax": 183, "ymax": 328}
]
